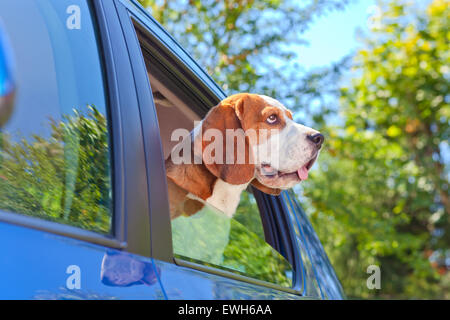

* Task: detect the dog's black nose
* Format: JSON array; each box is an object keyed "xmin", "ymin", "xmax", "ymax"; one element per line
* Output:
[{"xmin": 307, "ymin": 133, "xmax": 324, "ymax": 148}]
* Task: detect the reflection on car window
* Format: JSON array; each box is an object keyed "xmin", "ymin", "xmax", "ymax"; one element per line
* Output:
[
  {"xmin": 172, "ymin": 190, "xmax": 293, "ymax": 288},
  {"xmin": 233, "ymin": 191, "xmax": 265, "ymax": 240},
  {"xmin": 0, "ymin": 0, "xmax": 113, "ymax": 233}
]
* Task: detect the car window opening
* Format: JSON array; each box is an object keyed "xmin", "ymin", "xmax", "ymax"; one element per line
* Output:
[{"xmin": 135, "ymin": 29, "xmax": 294, "ymax": 288}]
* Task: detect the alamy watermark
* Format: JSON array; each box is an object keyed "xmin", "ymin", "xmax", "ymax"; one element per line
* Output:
[
  {"xmin": 66, "ymin": 5, "xmax": 81, "ymax": 30},
  {"xmin": 66, "ymin": 264, "xmax": 81, "ymax": 290},
  {"xmin": 366, "ymin": 265, "xmax": 381, "ymax": 290},
  {"xmin": 170, "ymin": 123, "xmax": 283, "ymax": 170}
]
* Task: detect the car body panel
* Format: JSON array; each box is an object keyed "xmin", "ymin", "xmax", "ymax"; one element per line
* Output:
[
  {"xmin": 0, "ymin": 0, "xmax": 344, "ymax": 300},
  {"xmin": 0, "ymin": 221, "xmax": 165, "ymax": 300}
]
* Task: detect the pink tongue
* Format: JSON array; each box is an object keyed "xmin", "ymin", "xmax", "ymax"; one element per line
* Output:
[{"xmin": 298, "ymin": 166, "xmax": 309, "ymax": 180}]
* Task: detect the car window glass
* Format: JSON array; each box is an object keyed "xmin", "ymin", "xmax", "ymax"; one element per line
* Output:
[
  {"xmin": 281, "ymin": 190, "xmax": 322, "ymax": 297},
  {"xmin": 0, "ymin": 0, "xmax": 113, "ymax": 234},
  {"xmin": 172, "ymin": 190, "xmax": 293, "ymax": 287}
]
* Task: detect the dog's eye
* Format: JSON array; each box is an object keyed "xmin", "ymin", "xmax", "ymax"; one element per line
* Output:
[{"xmin": 266, "ymin": 114, "xmax": 278, "ymax": 124}]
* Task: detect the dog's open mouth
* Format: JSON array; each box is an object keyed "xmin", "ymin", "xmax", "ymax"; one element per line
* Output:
[{"xmin": 260, "ymin": 156, "xmax": 317, "ymax": 181}]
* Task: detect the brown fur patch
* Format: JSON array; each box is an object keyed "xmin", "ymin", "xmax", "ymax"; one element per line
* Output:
[
  {"xmin": 201, "ymin": 98, "xmax": 255, "ymax": 185},
  {"xmin": 166, "ymin": 156, "xmax": 217, "ymax": 201},
  {"xmin": 251, "ymin": 178, "xmax": 282, "ymax": 196},
  {"xmin": 183, "ymin": 199, "xmax": 205, "ymax": 216},
  {"xmin": 166, "ymin": 174, "xmax": 209, "ymax": 219},
  {"xmin": 222, "ymin": 93, "xmax": 289, "ymax": 145}
]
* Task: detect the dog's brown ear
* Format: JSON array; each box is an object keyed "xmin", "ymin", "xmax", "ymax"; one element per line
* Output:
[
  {"xmin": 200, "ymin": 97, "xmax": 255, "ymax": 185},
  {"xmin": 250, "ymin": 179, "xmax": 282, "ymax": 196}
]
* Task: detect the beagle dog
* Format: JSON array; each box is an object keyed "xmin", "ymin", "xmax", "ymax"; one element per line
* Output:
[{"xmin": 166, "ymin": 93, "xmax": 324, "ymax": 219}]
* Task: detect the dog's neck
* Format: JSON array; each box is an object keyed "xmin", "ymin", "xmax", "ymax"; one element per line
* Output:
[
  {"xmin": 188, "ymin": 179, "xmax": 249, "ymax": 218},
  {"xmin": 166, "ymin": 155, "xmax": 250, "ymax": 218}
]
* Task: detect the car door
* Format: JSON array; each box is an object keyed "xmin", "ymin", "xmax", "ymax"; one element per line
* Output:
[
  {"xmin": 0, "ymin": 0, "xmax": 165, "ymax": 299},
  {"xmin": 281, "ymin": 190, "xmax": 345, "ymax": 299},
  {"xmin": 115, "ymin": 0, "xmax": 326, "ymax": 300}
]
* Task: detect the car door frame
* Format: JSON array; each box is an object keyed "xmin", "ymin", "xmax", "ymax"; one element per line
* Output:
[
  {"xmin": 114, "ymin": 0, "xmax": 309, "ymax": 297},
  {"xmin": 0, "ymin": 0, "xmax": 154, "ymax": 259}
]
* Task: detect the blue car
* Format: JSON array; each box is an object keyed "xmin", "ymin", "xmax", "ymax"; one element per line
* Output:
[{"xmin": 0, "ymin": 0, "xmax": 344, "ymax": 300}]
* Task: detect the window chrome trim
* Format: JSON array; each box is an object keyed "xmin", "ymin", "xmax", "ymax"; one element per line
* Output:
[
  {"xmin": 174, "ymin": 258, "xmax": 303, "ymax": 297},
  {"xmin": 93, "ymin": 0, "xmax": 125, "ymax": 245},
  {"xmin": 0, "ymin": 210, "xmax": 126, "ymax": 249}
]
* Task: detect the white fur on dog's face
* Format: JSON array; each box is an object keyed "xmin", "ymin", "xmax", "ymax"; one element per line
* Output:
[{"xmin": 252, "ymin": 95, "xmax": 321, "ymax": 189}]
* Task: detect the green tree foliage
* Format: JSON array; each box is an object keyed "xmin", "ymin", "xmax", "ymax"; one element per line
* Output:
[
  {"xmin": 137, "ymin": 0, "xmax": 349, "ymax": 96},
  {"xmin": 0, "ymin": 106, "xmax": 112, "ymax": 234},
  {"xmin": 303, "ymin": 0, "xmax": 449, "ymax": 298}
]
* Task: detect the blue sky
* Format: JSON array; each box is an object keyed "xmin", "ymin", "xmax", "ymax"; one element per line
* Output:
[
  {"xmin": 296, "ymin": 0, "xmax": 377, "ymax": 69},
  {"xmin": 295, "ymin": 0, "xmax": 449, "ymax": 169}
]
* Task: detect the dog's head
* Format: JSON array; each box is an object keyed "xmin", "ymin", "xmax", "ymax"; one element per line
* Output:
[{"xmin": 197, "ymin": 93, "xmax": 324, "ymax": 195}]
